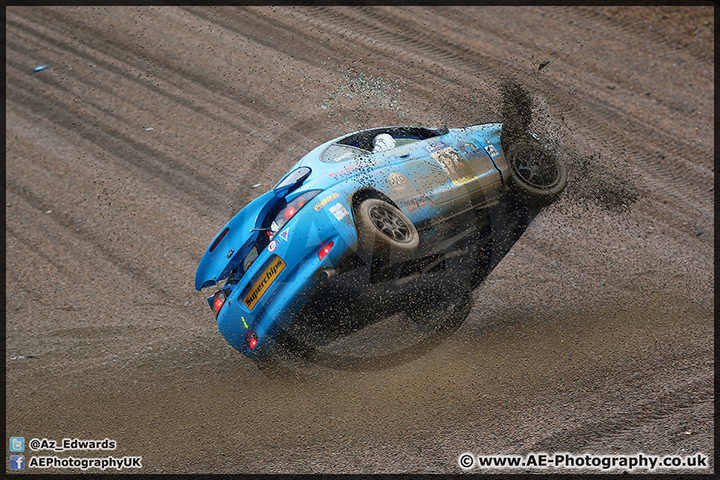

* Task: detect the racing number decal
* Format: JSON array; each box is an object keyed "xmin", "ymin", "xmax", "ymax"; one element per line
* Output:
[{"xmin": 426, "ymin": 141, "xmax": 475, "ymax": 186}]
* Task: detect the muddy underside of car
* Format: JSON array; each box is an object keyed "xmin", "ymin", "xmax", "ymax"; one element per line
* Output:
[{"xmin": 278, "ymin": 198, "xmax": 541, "ymax": 358}]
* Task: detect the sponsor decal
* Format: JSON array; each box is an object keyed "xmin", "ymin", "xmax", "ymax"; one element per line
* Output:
[
  {"xmin": 458, "ymin": 142, "xmax": 478, "ymax": 154},
  {"xmin": 387, "ymin": 172, "xmax": 407, "ymax": 192},
  {"xmin": 459, "ymin": 142, "xmax": 487, "ymax": 159},
  {"xmin": 403, "ymin": 196, "xmax": 428, "ymax": 213},
  {"xmin": 329, "ymin": 164, "xmax": 360, "ymax": 179},
  {"xmin": 484, "ymin": 143, "xmax": 500, "ymax": 159},
  {"xmin": 314, "ymin": 192, "xmax": 340, "ymax": 211},
  {"xmin": 425, "ymin": 140, "xmax": 449, "ymax": 154},
  {"xmin": 329, "ymin": 203, "xmax": 349, "ymax": 220},
  {"xmin": 279, "ymin": 229, "xmax": 289, "ymax": 241},
  {"xmin": 243, "ymin": 256, "xmax": 285, "ymax": 310},
  {"xmin": 267, "ymin": 240, "xmax": 277, "ymax": 252},
  {"xmin": 328, "ymin": 150, "xmax": 358, "ymax": 164},
  {"xmin": 429, "ymin": 144, "xmax": 475, "ymax": 186}
]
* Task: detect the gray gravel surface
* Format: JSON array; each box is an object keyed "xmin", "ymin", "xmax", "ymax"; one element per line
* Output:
[{"xmin": 5, "ymin": 6, "xmax": 713, "ymax": 474}]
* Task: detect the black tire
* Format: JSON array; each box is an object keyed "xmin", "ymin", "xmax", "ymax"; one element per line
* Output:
[
  {"xmin": 506, "ymin": 138, "xmax": 568, "ymax": 208},
  {"xmin": 355, "ymin": 198, "xmax": 419, "ymax": 261}
]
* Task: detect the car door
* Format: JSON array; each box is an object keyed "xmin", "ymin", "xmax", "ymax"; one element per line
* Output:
[{"xmin": 399, "ymin": 136, "xmax": 501, "ymax": 208}]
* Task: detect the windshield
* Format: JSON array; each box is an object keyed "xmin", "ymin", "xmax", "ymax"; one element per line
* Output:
[
  {"xmin": 337, "ymin": 126, "xmax": 446, "ymax": 151},
  {"xmin": 321, "ymin": 144, "xmax": 366, "ymax": 163}
]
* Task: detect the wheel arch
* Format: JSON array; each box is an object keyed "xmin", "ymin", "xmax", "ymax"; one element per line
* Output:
[{"xmin": 351, "ymin": 188, "xmax": 401, "ymax": 214}]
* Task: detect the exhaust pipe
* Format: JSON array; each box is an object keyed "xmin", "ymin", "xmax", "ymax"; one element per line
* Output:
[{"xmin": 315, "ymin": 268, "xmax": 337, "ymax": 281}]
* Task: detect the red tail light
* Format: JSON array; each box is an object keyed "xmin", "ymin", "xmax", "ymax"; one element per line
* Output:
[
  {"xmin": 246, "ymin": 331, "xmax": 258, "ymax": 350},
  {"xmin": 212, "ymin": 291, "xmax": 227, "ymax": 315},
  {"xmin": 318, "ymin": 241, "xmax": 334, "ymax": 261},
  {"xmin": 284, "ymin": 206, "xmax": 297, "ymax": 219},
  {"xmin": 209, "ymin": 227, "xmax": 229, "ymax": 253}
]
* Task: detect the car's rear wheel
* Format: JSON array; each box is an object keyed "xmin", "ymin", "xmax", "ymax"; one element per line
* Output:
[
  {"xmin": 355, "ymin": 198, "xmax": 419, "ymax": 262},
  {"xmin": 506, "ymin": 138, "xmax": 567, "ymax": 207}
]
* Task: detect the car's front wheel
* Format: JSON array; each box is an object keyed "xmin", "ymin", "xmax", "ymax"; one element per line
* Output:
[
  {"xmin": 506, "ymin": 138, "xmax": 567, "ymax": 208},
  {"xmin": 355, "ymin": 198, "xmax": 419, "ymax": 262}
]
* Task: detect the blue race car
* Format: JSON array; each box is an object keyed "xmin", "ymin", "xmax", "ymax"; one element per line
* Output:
[{"xmin": 195, "ymin": 123, "xmax": 567, "ymax": 366}]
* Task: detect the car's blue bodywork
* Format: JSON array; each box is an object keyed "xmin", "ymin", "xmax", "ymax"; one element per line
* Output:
[{"xmin": 195, "ymin": 123, "xmax": 515, "ymax": 360}]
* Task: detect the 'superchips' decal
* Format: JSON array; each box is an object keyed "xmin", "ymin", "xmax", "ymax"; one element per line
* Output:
[
  {"xmin": 243, "ymin": 256, "xmax": 285, "ymax": 310},
  {"xmin": 426, "ymin": 141, "xmax": 475, "ymax": 186}
]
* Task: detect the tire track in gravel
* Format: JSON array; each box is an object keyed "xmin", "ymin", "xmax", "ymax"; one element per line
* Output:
[
  {"xmin": 5, "ymin": 225, "xmax": 78, "ymax": 282},
  {"xmin": 175, "ymin": 6, "xmax": 469, "ymax": 205},
  {"xmin": 307, "ymin": 6, "xmax": 712, "ymax": 180},
  {"xmin": 4, "ymin": 180, "xmax": 186, "ymax": 302},
  {"xmin": 574, "ymin": 5, "xmax": 713, "ymax": 65},
  {"xmin": 181, "ymin": 6, "xmax": 345, "ymax": 74},
  {"xmin": 234, "ymin": 5, "xmax": 499, "ymax": 122},
  {"xmin": 5, "ymin": 19, "xmax": 232, "ymax": 212},
  {"xmin": 8, "ymin": 9, "xmax": 268, "ymax": 138},
  {"xmin": 531, "ymin": 375, "xmax": 714, "ymax": 452},
  {"xmin": 8, "ymin": 8, "xmax": 309, "ymax": 213},
  {"xmin": 5, "ymin": 80, "xmax": 227, "ymax": 214},
  {"xmin": 6, "ymin": 98, "xmax": 202, "ymax": 305},
  {"xmin": 389, "ymin": 7, "xmax": 713, "ymax": 199},
  {"xmin": 301, "ymin": 6, "xmax": 505, "ymax": 96}
]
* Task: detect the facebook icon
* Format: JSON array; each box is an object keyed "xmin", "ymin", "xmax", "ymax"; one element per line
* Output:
[{"xmin": 9, "ymin": 455, "xmax": 25, "ymax": 470}]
